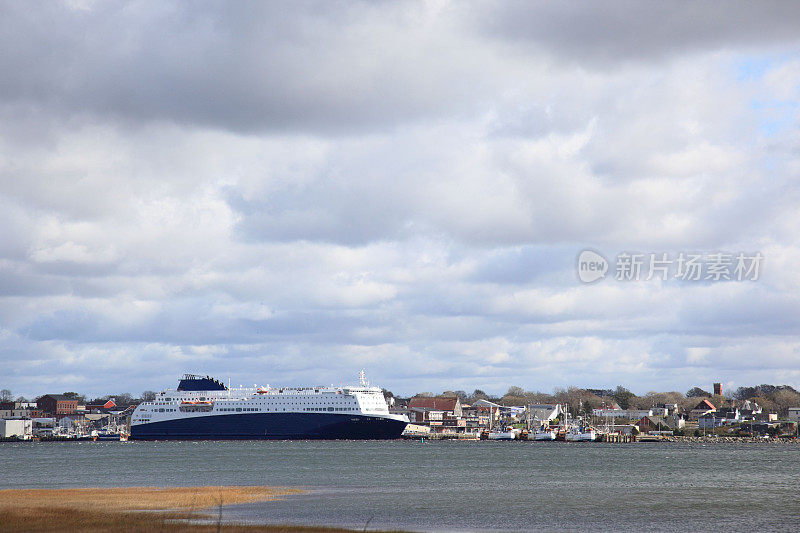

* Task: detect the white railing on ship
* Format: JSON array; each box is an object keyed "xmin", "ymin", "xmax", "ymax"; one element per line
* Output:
[{"xmin": 226, "ymin": 386, "xmax": 343, "ymax": 394}]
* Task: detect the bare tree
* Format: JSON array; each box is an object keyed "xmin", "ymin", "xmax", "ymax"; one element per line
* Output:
[
  {"xmin": 62, "ymin": 391, "xmax": 86, "ymax": 403},
  {"xmin": 686, "ymin": 387, "xmax": 711, "ymax": 398},
  {"xmin": 115, "ymin": 393, "xmax": 134, "ymax": 405},
  {"xmin": 772, "ymin": 389, "xmax": 800, "ymax": 417},
  {"xmin": 629, "ymin": 391, "xmax": 682, "ymax": 409},
  {"xmin": 468, "ymin": 389, "xmax": 489, "ymax": 402},
  {"xmin": 0, "ymin": 389, "xmax": 12, "ymax": 402},
  {"xmin": 505, "ymin": 386, "xmax": 525, "ymax": 397},
  {"xmin": 501, "ymin": 386, "xmax": 529, "ymax": 405},
  {"xmin": 606, "ymin": 386, "xmax": 636, "ymax": 410}
]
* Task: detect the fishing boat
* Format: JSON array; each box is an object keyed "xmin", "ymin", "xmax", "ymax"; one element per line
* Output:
[
  {"xmin": 532, "ymin": 428, "xmax": 557, "ymax": 441},
  {"xmin": 487, "ymin": 428, "xmax": 517, "ymax": 440},
  {"xmin": 565, "ymin": 425, "xmax": 597, "ymax": 442},
  {"xmin": 92, "ymin": 429, "xmax": 125, "ymax": 441}
]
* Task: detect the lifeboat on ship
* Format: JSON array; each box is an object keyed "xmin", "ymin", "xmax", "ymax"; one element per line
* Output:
[{"xmin": 179, "ymin": 400, "xmax": 214, "ymax": 413}]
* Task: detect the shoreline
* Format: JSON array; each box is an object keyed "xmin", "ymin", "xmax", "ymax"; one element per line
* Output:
[
  {"xmin": 665, "ymin": 435, "xmax": 799, "ymax": 443},
  {"xmin": 2, "ymin": 435, "xmax": 798, "ymax": 444},
  {"xmin": 0, "ymin": 485, "xmax": 393, "ymax": 532}
]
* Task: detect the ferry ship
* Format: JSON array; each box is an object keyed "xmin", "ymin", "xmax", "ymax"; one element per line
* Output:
[{"xmin": 130, "ymin": 371, "xmax": 408, "ymax": 440}]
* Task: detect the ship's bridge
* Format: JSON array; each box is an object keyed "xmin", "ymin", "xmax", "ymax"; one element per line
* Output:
[{"xmin": 176, "ymin": 374, "xmax": 227, "ymax": 391}]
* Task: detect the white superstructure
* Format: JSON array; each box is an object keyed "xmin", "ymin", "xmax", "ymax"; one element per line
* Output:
[{"xmin": 131, "ymin": 372, "xmax": 407, "ymax": 428}]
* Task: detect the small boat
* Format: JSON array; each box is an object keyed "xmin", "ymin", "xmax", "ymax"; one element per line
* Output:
[
  {"xmin": 487, "ymin": 429, "xmax": 517, "ymax": 440},
  {"xmin": 92, "ymin": 429, "xmax": 125, "ymax": 441},
  {"xmin": 533, "ymin": 429, "xmax": 557, "ymax": 441},
  {"xmin": 179, "ymin": 400, "xmax": 214, "ymax": 413},
  {"xmin": 565, "ymin": 425, "xmax": 597, "ymax": 442}
]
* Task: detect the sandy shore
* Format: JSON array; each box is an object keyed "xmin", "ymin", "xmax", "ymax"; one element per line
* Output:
[{"xmin": 0, "ymin": 485, "xmax": 387, "ymax": 532}]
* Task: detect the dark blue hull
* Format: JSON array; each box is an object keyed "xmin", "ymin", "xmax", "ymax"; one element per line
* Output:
[{"xmin": 130, "ymin": 412, "xmax": 407, "ymax": 440}]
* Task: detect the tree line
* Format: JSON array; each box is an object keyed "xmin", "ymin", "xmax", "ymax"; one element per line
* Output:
[{"xmin": 0, "ymin": 390, "xmax": 158, "ymax": 406}]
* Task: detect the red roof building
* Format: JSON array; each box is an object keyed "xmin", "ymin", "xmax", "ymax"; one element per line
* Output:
[
  {"xmin": 693, "ymin": 399, "xmax": 716, "ymax": 411},
  {"xmin": 689, "ymin": 399, "xmax": 717, "ymax": 419},
  {"xmin": 408, "ymin": 396, "xmax": 464, "ymax": 425},
  {"xmin": 408, "ymin": 396, "xmax": 462, "ymax": 415}
]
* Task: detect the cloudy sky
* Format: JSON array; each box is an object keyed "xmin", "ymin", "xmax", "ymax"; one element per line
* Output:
[{"xmin": 2, "ymin": 1, "xmax": 800, "ymax": 399}]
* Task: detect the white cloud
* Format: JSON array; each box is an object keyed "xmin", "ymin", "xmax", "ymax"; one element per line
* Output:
[{"xmin": 0, "ymin": 2, "xmax": 799, "ymax": 398}]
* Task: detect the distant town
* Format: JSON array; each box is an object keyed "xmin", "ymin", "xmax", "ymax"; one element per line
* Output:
[{"xmin": 2, "ymin": 381, "xmax": 799, "ymax": 441}]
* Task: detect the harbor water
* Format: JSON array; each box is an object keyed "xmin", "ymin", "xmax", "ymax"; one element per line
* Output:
[{"xmin": 2, "ymin": 439, "xmax": 799, "ymax": 531}]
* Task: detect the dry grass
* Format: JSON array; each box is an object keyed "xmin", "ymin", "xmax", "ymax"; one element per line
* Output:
[
  {"xmin": 0, "ymin": 485, "xmax": 301, "ymax": 512},
  {"xmin": 0, "ymin": 486, "xmax": 386, "ymax": 532}
]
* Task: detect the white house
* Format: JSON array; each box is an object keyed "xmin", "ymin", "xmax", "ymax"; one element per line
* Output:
[
  {"xmin": 528, "ymin": 404, "xmax": 563, "ymax": 423},
  {"xmin": 593, "ymin": 408, "xmax": 630, "ymax": 419},
  {"xmin": 740, "ymin": 400, "xmax": 763, "ymax": 419},
  {"xmin": 592, "ymin": 408, "xmax": 653, "ymax": 420},
  {"xmin": 667, "ymin": 414, "xmax": 686, "ymax": 429}
]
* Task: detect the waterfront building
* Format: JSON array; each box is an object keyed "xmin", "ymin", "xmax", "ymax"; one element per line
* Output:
[
  {"xmin": 407, "ymin": 398, "xmax": 467, "ymax": 433},
  {"xmin": 0, "ymin": 419, "xmax": 32, "ymax": 439},
  {"xmin": 37, "ymin": 395, "xmax": 79, "ymax": 417},
  {"xmin": 593, "ymin": 408, "xmax": 630, "ymax": 419},
  {"xmin": 593, "ymin": 407, "xmax": 655, "ymax": 421},
  {"xmin": 0, "ymin": 402, "xmax": 32, "ymax": 419},
  {"xmin": 636, "ymin": 415, "xmax": 678, "ymax": 433},
  {"xmin": 460, "ymin": 403, "xmax": 495, "ymax": 430},
  {"xmin": 698, "ymin": 411, "xmax": 738, "ymax": 429},
  {"xmin": 408, "ymin": 396, "xmax": 463, "ymax": 427},
  {"xmin": 471, "ymin": 399, "xmax": 502, "ymax": 412},
  {"xmin": 627, "ymin": 409, "xmax": 654, "ymax": 420},
  {"xmin": 408, "ymin": 396, "xmax": 462, "ymax": 416}
]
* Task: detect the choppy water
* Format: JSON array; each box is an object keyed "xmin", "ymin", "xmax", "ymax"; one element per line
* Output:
[{"xmin": 2, "ymin": 440, "xmax": 799, "ymax": 531}]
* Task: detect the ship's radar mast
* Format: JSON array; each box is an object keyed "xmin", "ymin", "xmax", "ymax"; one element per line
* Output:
[{"xmin": 359, "ymin": 369, "xmax": 369, "ymax": 387}]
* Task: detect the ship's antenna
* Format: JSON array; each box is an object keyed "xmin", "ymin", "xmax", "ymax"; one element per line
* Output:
[{"xmin": 359, "ymin": 369, "xmax": 368, "ymax": 387}]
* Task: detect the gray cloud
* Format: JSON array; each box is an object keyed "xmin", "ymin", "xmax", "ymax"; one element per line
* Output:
[
  {"xmin": 0, "ymin": 1, "xmax": 499, "ymax": 134},
  {"xmin": 477, "ymin": 0, "xmax": 800, "ymax": 65}
]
